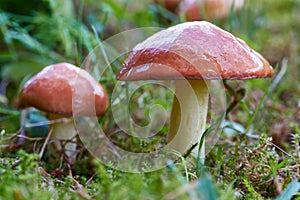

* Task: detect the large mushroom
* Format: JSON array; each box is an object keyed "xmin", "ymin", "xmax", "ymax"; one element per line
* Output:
[
  {"xmin": 117, "ymin": 21, "xmax": 274, "ymax": 163},
  {"xmin": 18, "ymin": 62, "xmax": 109, "ymax": 161},
  {"xmin": 179, "ymin": 0, "xmax": 244, "ymax": 21}
]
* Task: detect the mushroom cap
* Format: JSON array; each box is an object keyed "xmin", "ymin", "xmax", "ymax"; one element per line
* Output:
[
  {"xmin": 179, "ymin": 0, "xmax": 244, "ymax": 21},
  {"xmin": 117, "ymin": 21, "xmax": 274, "ymax": 80},
  {"xmin": 19, "ymin": 63, "xmax": 109, "ymax": 116}
]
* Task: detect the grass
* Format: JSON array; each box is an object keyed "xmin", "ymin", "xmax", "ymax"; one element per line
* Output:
[{"xmin": 0, "ymin": 0, "xmax": 300, "ymax": 199}]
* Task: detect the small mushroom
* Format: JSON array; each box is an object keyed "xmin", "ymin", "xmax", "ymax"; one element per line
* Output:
[
  {"xmin": 179, "ymin": 0, "xmax": 244, "ymax": 21},
  {"xmin": 117, "ymin": 21, "xmax": 274, "ymax": 163},
  {"xmin": 18, "ymin": 63, "xmax": 109, "ymax": 161}
]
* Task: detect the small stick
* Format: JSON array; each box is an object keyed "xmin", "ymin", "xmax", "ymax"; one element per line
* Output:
[{"xmin": 39, "ymin": 127, "xmax": 53, "ymax": 159}]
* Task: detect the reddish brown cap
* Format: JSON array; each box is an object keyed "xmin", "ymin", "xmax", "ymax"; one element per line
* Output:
[
  {"xmin": 19, "ymin": 63, "xmax": 109, "ymax": 116},
  {"xmin": 179, "ymin": 0, "xmax": 244, "ymax": 21},
  {"xmin": 117, "ymin": 21, "xmax": 274, "ymax": 80}
]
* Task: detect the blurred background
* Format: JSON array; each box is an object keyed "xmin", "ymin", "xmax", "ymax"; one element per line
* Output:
[{"xmin": 0, "ymin": 0, "xmax": 300, "ymax": 199}]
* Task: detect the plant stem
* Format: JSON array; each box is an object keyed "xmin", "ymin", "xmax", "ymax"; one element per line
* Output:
[
  {"xmin": 49, "ymin": 114, "xmax": 77, "ymax": 162},
  {"xmin": 167, "ymin": 80, "xmax": 209, "ymax": 163}
]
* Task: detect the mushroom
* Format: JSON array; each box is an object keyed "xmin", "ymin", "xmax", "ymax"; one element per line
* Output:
[
  {"xmin": 179, "ymin": 0, "xmax": 244, "ymax": 21},
  {"xmin": 18, "ymin": 62, "xmax": 109, "ymax": 161},
  {"xmin": 117, "ymin": 21, "xmax": 274, "ymax": 163}
]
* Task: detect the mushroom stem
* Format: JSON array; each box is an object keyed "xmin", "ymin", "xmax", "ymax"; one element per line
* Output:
[
  {"xmin": 167, "ymin": 80, "xmax": 209, "ymax": 163},
  {"xmin": 49, "ymin": 114, "xmax": 77, "ymax": 162}
]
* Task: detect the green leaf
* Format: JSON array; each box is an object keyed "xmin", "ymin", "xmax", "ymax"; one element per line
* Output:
[
  {"xmin": 0, "ymin": 105, "xmax": 20, "ymax": 116},
  {"xmin": 196, "ymin": 173, "xmax": 220, "ymax": 200},
  {"xmin": 275, "ymin": 156, "xmax": 290, "ymax": 171},
  {"xmin": 276, "ymin": 179, "xmax": 300, "ymax": 200},
  {"xmin": 1, "ymin": 59, "xmax": 47, "ymax": 82}
]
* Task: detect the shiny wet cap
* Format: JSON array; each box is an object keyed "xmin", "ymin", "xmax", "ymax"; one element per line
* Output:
[
  {"xmin": 179, "ymin": 0, "xmax": 244, "ymax": 21},
  {"xmin": 117, "ymin": 21, "xmax": 274, "ymax": 80},
  {"xmin": 19, "ymin": 63, "xmax": 109, "ymax": 116}
]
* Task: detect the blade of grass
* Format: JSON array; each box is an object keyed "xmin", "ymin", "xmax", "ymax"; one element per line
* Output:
[
  {"xmin": 275, "ymin": 179, "xmax": 300, "ymax": 200},
  {"xmin": 0, "ymin": 12, "xmax": 17, "ymax": 60},
  {"xmin": 0, "ymin": 106, "xmax": 20, "ymax": 116},
  {"xmin": 196, "ymin": 112, "xmax": 225, "ymax": 175},
  {"xmin": 245, "ymin": 58, "xmax": 288, "ymax": 133}
]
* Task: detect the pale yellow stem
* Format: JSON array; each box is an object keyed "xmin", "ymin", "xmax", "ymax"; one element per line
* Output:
[
  {"xmin": 49, "ymin": 114, "xmax": 77, "ymax": 162},
  {"xmin": 167, "ymin": 80, "xmax": 209, "ymax": 163}
]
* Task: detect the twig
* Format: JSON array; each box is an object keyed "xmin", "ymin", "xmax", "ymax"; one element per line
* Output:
[{"xmin": 39, "ymin": 127, "xmax": 53, "ymax": 159}]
